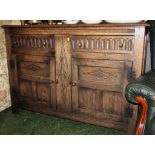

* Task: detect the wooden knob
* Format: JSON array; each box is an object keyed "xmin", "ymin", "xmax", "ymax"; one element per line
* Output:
[
  {"xmin": 43, "ymin": 42, "xmax": 46, "ymax": 46},
  {"xmin": 72, "ymin": 82, "xmax": 77, "ymax": 86},
  {"xmin": 119, "ymin": 44, "xmax": 123, "ymax": 48},
  {"xmin": 78, "ymin": 42, "xmax": 82, "ymax": 47}
]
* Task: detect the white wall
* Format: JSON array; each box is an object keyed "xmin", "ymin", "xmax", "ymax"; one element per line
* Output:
[{"xmin": 0, "ymin": 20, "xmax": 21, "ymax": 112}]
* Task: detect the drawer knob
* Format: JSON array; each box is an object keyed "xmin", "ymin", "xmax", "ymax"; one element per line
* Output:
[
  {"xmin": 78, "ymin": 42, "xmax": 82, "ymax": 47},
  {"xmin": 43, "ymin": 42, "xmax": 46, "ymax": 46},
  {"xmin": 71, "ymin": 82, "xmax": 78, "ymax": 86},
  {"xmin": 119, "ymin": 44, "xmax": 123, "ymax": 48}
]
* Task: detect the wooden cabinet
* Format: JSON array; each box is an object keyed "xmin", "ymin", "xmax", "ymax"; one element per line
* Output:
[{"xmin": 3, "ymin": 24, "xmax": 149, "ymax": 132}]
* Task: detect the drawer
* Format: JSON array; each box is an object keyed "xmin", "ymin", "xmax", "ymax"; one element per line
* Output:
[
  {"xmin": 11, "ymin": 35, "xmax": 55, "ymax": 50},
  {"xmin": 71, "ymin": 35, "xmax": 134, "ymax": 52}
]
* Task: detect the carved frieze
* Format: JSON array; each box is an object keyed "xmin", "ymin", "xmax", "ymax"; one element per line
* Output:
[
  {"xmin": 11, "ymin": 35, "xmax": 55, "ymax": 49},
  {"xmin": 71, "ymin": 36, "xmax": 134, "ymax": 51}
]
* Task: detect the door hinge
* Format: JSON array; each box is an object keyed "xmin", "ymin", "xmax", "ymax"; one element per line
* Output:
[
  {"xmin": 125, "ymin": 107, "xmax": 133, "ymax": 118},
  {"xmin": 127, "ymin": 69, "xmax": 136, "ymax": 82}
]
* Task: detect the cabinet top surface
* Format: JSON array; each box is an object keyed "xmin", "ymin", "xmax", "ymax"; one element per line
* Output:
[{"xmin": 2, "ymin": 23, "xmax": 150, "ymax": 29}]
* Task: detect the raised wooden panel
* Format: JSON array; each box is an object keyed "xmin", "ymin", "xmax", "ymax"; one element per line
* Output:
[
  {"xmin": 78, "ymin": 87, "xmax": 95, "ymax": 115},
  {"xmin": 17, "ymin": 55, "xmax": 50, "ymax": 77},
  {"xmin": 79, "ymin": 66, "xmax": 122, "ymax": 84},
  {"xmin": 75, "ymin": 59, "xmax": 125, "ymax": 92},
  {"xmin": 71, "ymin": 36, "xmax": 134, "ymax": 52},
  {"xmin": 37, "ymin": 83, "xmax": 51, "ymax": 102},
  {"xmin": 101, "ymin": 91, "xmax": 122, "ymax": 115},
  {"xmin": 19, "ymin": 79, "xmax": 32, "ymax": 98},
  {"xmin": 19, "ymin": 62, "xmax": 49, "ymax": 77},
  {"xmin": 95, "ymin": 91, "xmax": 122, "ymax": 115}
]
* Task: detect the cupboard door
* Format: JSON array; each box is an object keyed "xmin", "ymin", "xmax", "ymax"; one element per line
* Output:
[
  {"xmin": 12, "ymin": 54, "xmax": 56, "ymax": 109},
  {"xmin": 72, "ymin": 58, "xmax": 132, "ymax": 127}
]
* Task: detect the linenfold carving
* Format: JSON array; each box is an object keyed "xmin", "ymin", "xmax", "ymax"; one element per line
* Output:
[
  {"xmin": 71, "ymin": 36, "xmax": 134, "ymax": 51},
  {"xmin": 11, "ymin": 36, "xmax": 54, "ymax": 48}
]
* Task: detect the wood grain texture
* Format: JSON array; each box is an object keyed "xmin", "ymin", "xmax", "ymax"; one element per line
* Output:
[
  {"xmin": 71, "ymin": 57, "xmax": 129, "ymax": 124},
  {"xmin": 3, "ymin": 24, "xmax": 149, "ymax": 132},
  {"xmin": 55, "ymin": 35, "xmax": 71, "ymax": 112}
]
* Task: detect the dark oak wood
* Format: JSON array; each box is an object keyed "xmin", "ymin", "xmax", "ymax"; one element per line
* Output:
[{"xmin": 3, "ymin": 24, "xmax": 149, "ymax": 132}]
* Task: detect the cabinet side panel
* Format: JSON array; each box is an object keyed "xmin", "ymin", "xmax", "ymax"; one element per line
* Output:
[{"xmin": 4, "ymin": 29, "xmax": 18, "ymax": 110}]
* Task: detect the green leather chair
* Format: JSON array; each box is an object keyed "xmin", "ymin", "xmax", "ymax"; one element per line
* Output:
[{"xmin": 125, "ymin": 21, "xmax": 155, "ymax": 135}]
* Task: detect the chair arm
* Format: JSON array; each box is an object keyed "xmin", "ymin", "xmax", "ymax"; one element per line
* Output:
[
  {"xmin": 125, "ymin": 71, "xmax": 155, "ymax": 105},
  {"xmin": 125, "ymin": 71, "xmax": 155, "ymax": 134}
]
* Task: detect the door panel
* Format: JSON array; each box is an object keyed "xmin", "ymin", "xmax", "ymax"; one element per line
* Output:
[
  {"xmin": 19, "ymin": 79, "xmax": 32, "ymax": 98},
  {"xmin": 36, "ymin": 82, "xmax": 51, "ymax": 103},
  {"xmin": 13, "ymin": 55, "xmax": 56, "ymax": 109},
  {"xmin": 19, "ymin": 61, "xmax": 49, "ymax": 77},
  {"xmin": 72, "ymin": 58, "xmax": 132, "ymax": 123},
  {"xmin": 78, "ymin": 87, "xmax": 96, "ymax": 115}
]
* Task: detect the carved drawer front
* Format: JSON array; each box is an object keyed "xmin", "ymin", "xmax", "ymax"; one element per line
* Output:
[
  {"xmin": 17, "ymin": 55, "xmax": 50, "ymax": 78},
  {"xmin": 11, "ymin": 35, "xmax": 55, "ymax": 50},
  {"xmin": 71, "ymin": 35, "xmax": 134, "ymax": 52}
]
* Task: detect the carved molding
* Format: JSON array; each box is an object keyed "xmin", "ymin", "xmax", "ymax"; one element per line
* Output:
[
  {"xmin": 71, "ymin": 36, "xmax": 134, "ymax": 51},
  {"xmin": 11, "ymin": 36, "xmax": 54, "ymax": 49},
  {"xmin": 88, "ymin": 68, "xmax": 118, "ymax": 80},
  {"xmin": 24, "ymin": 64, "xmax": 41, "ymax": 72}
]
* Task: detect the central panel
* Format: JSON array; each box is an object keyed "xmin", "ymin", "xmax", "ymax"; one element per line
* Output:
[{"xmin": 55, "ymin": 35, "xmax": 72, "ymax": 112}]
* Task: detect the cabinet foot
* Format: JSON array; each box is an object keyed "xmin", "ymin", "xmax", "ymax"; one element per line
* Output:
[{"xmin": 12, "ymin": 107, "xmax": 19, "ymax": 114}]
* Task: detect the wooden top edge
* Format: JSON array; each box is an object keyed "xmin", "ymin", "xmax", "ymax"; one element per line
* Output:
[{"xmin": 1, "ymin": 23, "xmax": 150, "ymax": 29}]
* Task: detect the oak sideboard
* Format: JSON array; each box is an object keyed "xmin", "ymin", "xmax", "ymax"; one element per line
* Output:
[{"xmin": 3, "ymin": 24, "xmax": 149, "ymax": 132}]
